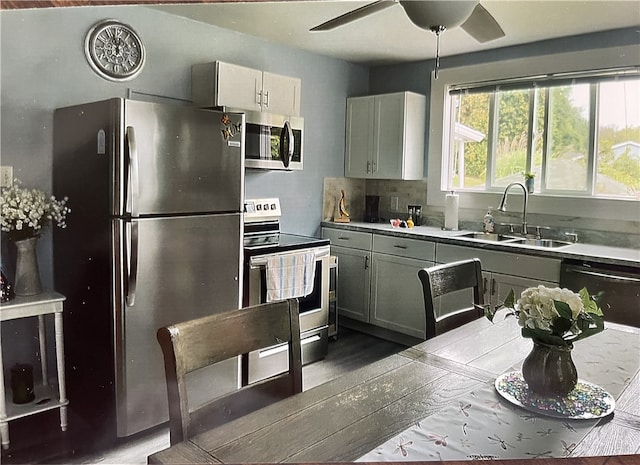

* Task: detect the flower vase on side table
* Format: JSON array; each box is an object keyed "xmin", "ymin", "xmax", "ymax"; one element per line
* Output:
[
  {"xmin": 521, "ymin": 340, "xmax": 578, "ymax": 396},
  {"xmin": 14, "ymin": 237, "xmax": 42, "ymax": 296}
]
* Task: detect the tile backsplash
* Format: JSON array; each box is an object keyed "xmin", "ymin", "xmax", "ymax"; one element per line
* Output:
[{"xmin": 323, "ymin": 177, "xmax": 640, "ymax": 249}]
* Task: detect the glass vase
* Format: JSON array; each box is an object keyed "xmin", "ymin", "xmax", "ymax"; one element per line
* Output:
[
  {"xmin": 14, "ymin": 237, "xmax": 42, "ymax": 296},
  {"xmin": 522, "ymin": 340, "xmax": 577, "ymax": 396}
]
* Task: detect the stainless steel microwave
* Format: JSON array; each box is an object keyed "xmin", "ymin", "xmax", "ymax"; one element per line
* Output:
[{"xmin": 241, "ymin": 110, "xmax": 304, "ymax": 170}]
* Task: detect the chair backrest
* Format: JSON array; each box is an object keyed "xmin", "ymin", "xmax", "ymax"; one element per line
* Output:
[
  {"xmin": 157, "ymin": 298, "xmax": 302, "ymax": 445},
  {"xmin": 418, "ymin": 259, "xmax": 484, "ymax": 339}
]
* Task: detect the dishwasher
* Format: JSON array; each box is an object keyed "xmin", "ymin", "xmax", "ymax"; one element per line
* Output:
[{"xmin": 560, "ymin": 259, "xmax": 640, "ymax": 327}]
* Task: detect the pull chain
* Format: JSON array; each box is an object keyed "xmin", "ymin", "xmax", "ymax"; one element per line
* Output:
[{"xmin": 431, "ymin": 26, "xmax": 446, "ymax": 80}]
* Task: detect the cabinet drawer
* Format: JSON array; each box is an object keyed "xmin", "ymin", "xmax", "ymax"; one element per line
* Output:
[
  {"xmin": 322, "ymin": 228, "xmax": 372, "ymax": 251},
  {"xmin": 373, "ymin": 235, "xmax": 435, "ymax": 261},
  {"xmin": 436, "ymin": 244, "xmax": 560, "ymax": 283}
]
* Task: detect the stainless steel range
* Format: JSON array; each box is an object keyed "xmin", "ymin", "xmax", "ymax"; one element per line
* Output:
[{"xmin": 243, "ymin": 198, "xmax": 331, "ymax": 383}]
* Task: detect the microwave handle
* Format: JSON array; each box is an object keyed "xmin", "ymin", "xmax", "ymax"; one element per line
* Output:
[{"xmin": 280, "ymin": 120, "xmax": 294, "ymax": 169}]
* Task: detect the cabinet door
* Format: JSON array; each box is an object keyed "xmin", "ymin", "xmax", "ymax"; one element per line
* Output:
[
  {"xmin": 262, "ymin": 71, "xmax": 301, "ymax": 116},
  {"xmin": 373, "ymin": 93, "xmax": 405, "ymax": 179},
  {"xmin": 345, "ymin": 96, "xmax": 374, "ymax": 178},
  {"xmin": 490, "ymin": 272, "xmax": 558, "ymax": 307},
  {"xmin": 331, "ymin": 246, "xmax": 371, "ymax": 322},
  {"xmin": 216, "ymin": 62, "xmax": 262, "ymax": 112},
  {"xmin": 370, "ymin": 253, "xmax": 431, "ymax": 339}
]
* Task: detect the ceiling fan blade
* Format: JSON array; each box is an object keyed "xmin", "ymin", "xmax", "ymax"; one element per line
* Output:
[
  {"xmin": 310, "ymin": 0, "xmax": 397, "ymax": 32},
  {"xmin": 460, "ymin": 3, "xmax": 505, "ymax": 43}
]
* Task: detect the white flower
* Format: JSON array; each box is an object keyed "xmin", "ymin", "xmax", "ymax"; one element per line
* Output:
[
  {"xmin": 0, "ymin": 179, "xmax": 70, "ymax": 240},
  {"xmin": 515, "ymin": 285, "xmax": 584, "ymax": 333}
]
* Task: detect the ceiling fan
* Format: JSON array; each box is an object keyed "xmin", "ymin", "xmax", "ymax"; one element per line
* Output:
[{"xmin": 310, "ymin": 0, "xmax": 505, "ymax": 77}]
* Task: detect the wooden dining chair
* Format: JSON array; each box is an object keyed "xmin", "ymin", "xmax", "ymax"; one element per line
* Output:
[
  {"xmin": 157, "ymin": 298, "xmax": 302, "ymax": 445},
  {"xmin": 418, "ymin": 258, "xmax": 485, "ymax": 339}
]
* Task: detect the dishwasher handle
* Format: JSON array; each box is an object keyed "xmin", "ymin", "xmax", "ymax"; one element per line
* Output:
[{"xmin": 564, "ymin": 266, "xmax": 640, "ymax": 284}]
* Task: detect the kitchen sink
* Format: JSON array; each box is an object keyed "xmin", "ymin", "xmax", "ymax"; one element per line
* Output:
[
  {"xmin": 457, "ymin": 232, "xmax": 521, "ymax": 242},
  {"xmin": 511, "ymin": 238, "xmax": 573, "ymax": 248},
  {"xmin": 457, "ymin": 232, "xmax": 573, "ymax": 248}
]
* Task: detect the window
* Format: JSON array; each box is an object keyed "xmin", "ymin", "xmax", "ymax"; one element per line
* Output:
[{"xmin": 446, "ymin": 73, "xmax": 640, "ymax": 200}]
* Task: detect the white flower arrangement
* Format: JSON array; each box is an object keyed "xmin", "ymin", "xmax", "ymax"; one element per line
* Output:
[
  {"xmin": 486, "ymin": 285, "xmax": 604, "ymax": 347},
  {"xmin": 0, "ymin": 179, "xmax": 70, "ymax": 242}
]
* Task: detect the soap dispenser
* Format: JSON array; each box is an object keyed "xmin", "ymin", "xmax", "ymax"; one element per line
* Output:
[{"xmin": 483, "ymin": 208, "xmax": 495, "ymax": 233}]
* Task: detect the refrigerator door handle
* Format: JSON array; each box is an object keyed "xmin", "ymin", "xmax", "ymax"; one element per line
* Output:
[
  {"xmin": 126, "ymin": 126, "xmax": 140, "ymax": 217},
  {"xmin": 126, "ymin": 220, "xmax": 139, "ymax": 307}
]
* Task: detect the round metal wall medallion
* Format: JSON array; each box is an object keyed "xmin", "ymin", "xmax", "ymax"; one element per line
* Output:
[{"xmin": 85, "ymin": 19, "xmax": 145, "ymax": 81}]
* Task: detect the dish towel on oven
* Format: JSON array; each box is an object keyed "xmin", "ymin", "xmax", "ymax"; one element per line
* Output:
[{"xmin": 266, "ymin": 251, "xmax": 316, "ymax": 302}]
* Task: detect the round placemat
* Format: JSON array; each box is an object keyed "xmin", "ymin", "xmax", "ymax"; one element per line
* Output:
[{"xmin": 495, "ymin": 371, "xmax": 615, "ymax": 420}]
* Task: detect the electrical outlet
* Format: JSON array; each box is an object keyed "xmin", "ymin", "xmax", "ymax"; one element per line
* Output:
[
  {"xmin": 390, "ymin": 196, "xmax": 399, "ymax": 211},
  {"xmin": 0, "ymin": 166, "xmax": 13, "ymax": 188}
]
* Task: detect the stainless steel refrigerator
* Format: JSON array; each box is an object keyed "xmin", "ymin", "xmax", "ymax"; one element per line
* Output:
[{"xmin": 52, "ymin": 98, "xmax": 244, "ymax": 444}]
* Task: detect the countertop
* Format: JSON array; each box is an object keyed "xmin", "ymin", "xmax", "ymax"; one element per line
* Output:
[{"xmin": 321, "ymin": 221, "xmax": 640, "ymax": 268}]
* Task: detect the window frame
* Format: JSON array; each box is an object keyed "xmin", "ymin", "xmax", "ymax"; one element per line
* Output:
[
  {"xmin": 447, "ymin": 76, "xmax": 638, "ymax": 198},
  {"xmin": 427, "ymin": 44, "xmax": 640, "ymax": 223}
]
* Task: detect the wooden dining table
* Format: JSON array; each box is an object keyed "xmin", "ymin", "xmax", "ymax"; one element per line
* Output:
[{"xmin": 148, "ymin": 312, "xmax": 640, "ymax": 464}]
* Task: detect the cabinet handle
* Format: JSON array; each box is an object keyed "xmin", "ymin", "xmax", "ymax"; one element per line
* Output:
[
  {"xmin": 264, "ymin": 90, "xmax": 269, "ymax": 109},
  {"xmin": 393, "ymin": 245, "xmax": 408, "ymax": 249},
  {"xmin": 372, "ymin": 161, "xmax": 377, "ymax": 173},
  {"xmin": 337, "ymin": 236, "xmax": 350, "ymax": 241},
  {"xmin": 366, "ymin": 161, "xmax": 371, "ymax": 174},
  {"xmin": 491, "ymin": 278, "xmax": 496, "ymax": 296},
  {"xmin": 483, "ymin": 277, "xmax": 488, "ymax": 295},
  {"xmin": 257, "ymin": 90, "xmax": 263, "ymax": 106},
  {"xmin": 364, "ymin": 256, "xmax": 369, "ymax": 270}
]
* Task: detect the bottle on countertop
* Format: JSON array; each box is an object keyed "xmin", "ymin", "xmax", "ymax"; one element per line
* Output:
[{"xmin": 483, "ymin": 208, "xmax": 495, "ymax": 233}]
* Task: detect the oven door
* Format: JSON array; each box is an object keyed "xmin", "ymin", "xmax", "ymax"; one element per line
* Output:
[{"xmin": 246, "ymin": 247, "xmax": 330, "ymax": 383}]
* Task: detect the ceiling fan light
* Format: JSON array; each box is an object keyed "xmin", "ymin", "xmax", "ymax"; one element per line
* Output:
[{"xmin": 400, "ymin": 0, "xmax": 477, "ymax": 30}]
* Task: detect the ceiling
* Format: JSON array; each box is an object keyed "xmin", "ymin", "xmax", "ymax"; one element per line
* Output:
[{"xmin": 149, "ymin": 1, "xmax": 640, "ymax": 66}]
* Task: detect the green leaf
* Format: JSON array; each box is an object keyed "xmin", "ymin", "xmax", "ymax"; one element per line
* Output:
[
  {"xmin": 574, "ymin": 313, "xmax": 605, "ymax": 342},
  {"xmin": 579, "ymin": 287, "xmax": 604, "ymax": 317},
  {"xmin": 521, "ymin": 327, "xmax": 568, "ymax": 346},
  {"xmin": 554, "ymin": 300, "xmax": 573, "ymax": 320},
  {"xmin": 482, "ymin": 304, "xmax": 496, "ymax": 322},
  {"xmin": 503, "ymin": 289, "xmax": 516, "ymax": 309},
  {"xmin": 551, "ymin": 316, "xmax": 572, "ymax": 334}
]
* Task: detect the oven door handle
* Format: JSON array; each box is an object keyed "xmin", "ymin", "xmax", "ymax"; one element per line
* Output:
[
  {"xmin": 249, "ymin": 247, "xmax": 329, "ymax": 268},
  {"xmin": 258, "ymin": 334, "xmax": 322, "ymax": 358}
]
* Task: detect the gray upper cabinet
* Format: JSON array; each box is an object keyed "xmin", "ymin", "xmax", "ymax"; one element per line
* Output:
[
  {"xmin": 345, "ymin": 92, "xmax": 426, "ymax": 180},
  {"xmin": 192, "ymin": 61, "xmax": 301, "ymax": 116}
]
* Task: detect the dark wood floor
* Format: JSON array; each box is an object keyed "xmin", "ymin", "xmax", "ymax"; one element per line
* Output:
[{"xmin": 1, "ymin": 328, "xmax": 404, "ymax": 465}]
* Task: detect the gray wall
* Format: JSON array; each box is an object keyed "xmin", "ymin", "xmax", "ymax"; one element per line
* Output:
[{"xmin": 0, "ymin": 5, "xmax": 367, "ymax": 377}]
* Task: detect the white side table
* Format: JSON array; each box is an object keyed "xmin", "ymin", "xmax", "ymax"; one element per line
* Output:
[{"xmin": 0, "ymin": 291, "xmax": 68, "ymax": 450}]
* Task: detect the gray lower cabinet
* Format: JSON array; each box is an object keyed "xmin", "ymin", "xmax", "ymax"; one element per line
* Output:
[
  {"xmin": 370, "ymin": 253, "xmax": 432, "ymax": 339},
  {"xmin": 437, "ymin": 243, "xmax": 561, "ymax": 309},
  {"xmin": 483, "ymin": 271, "xmax": 558, "ymax": 309},
  {"xmin": 322, "ymin": 227, "xmax": 435, "ymax": 339},
  {"xmin": 321, "ymin": 228, "xmax": 373, "ymax": 323},
  {"xmin": 330, "ymin": 245, "xmax": 371, "ymax": 322},
  {"xmin": 322, "ymin": 227, "xmax": 563, "ymax": 341}
]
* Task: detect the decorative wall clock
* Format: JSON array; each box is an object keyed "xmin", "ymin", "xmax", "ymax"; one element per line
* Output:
[{"xmin": 85, "ymin": 19, "xmax": 145, "ymax": 81}]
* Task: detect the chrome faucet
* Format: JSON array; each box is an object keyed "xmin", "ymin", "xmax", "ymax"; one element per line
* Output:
[{"xmin": 497, "ymin": 182, "xmax": 529, "ymax": 235}]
